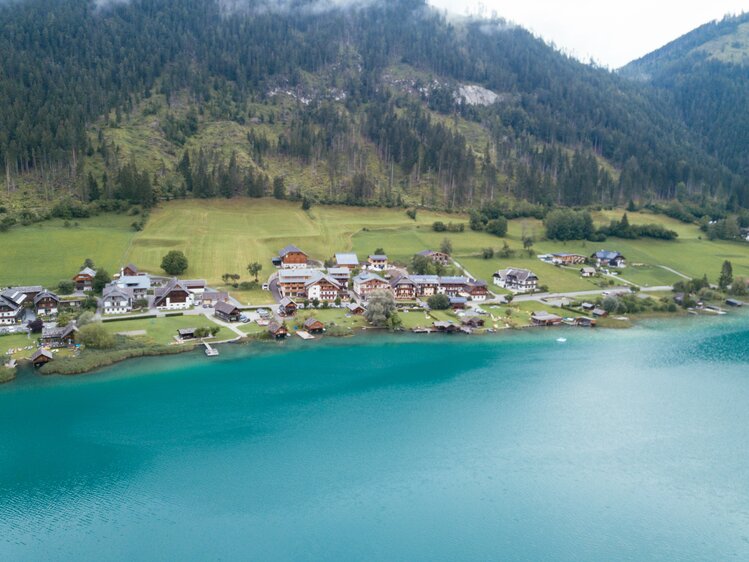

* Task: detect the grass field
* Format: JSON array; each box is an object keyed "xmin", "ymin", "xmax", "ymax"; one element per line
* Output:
[
  {"xmin": 101, "ymin": 315, "xmax": 219, "ymax": 345},
  {"xmin": 0, "ymin": 214, "xmax": 136, "ymax": 287},
  {"xmin": 0, "ymin": 333, "xmax": 37, "ymax": 360},
  {"xmin": 3, "ymin": 198, "xmax": 749, "ymax": 295}
]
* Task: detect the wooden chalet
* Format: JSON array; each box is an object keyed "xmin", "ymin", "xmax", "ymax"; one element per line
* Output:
[
  {"xmin": 276, "ymin": 245, "xmax": 308, "ymax": 268},
  {"xmin": 277, "ymin": 269, "xmax": 316, "ymax": 299},
  {"xmin": 574, "ymin": 317, "xmax": 597, "ymax": 328},
  {"xmin": 580, "ymin": 267, "xmax": 597, "ymax": 278},
  {"xmin": 303, "ymin": 317, "xmax": 325, "ymax": 334},
  {"xmin": 391, "ymin": 275, "xmax": 418, "ymax": 300},
  {"xmin": 530, "ymin": 311, "xmax": 563, "ymax": 326},
  {"xmin": 347, "ymin": 302, "xmax": 366, "ymax": 315},
  {"xmin": 367, "ymin": 254, "xmax": 388, "ymax": 270},
  {"xmin": 153, "ymin": 279, "xmax": 192, "ymax": 310},
  {"xmin": 41, "ymin": 323, "xmax": 78, "ymax": 348},
  {"xmin": 416, "ymin": 250, "xmax": 450, "ymax": 266},
  {"xmin": 461, "ymin": 315, "xmax": 485, "ymax": 328},
  {"xmin": 433, "ymin": 321, "xmax": 460, "ymax": 333},
  {"xmin": 214, "ymin": 301, "xmax": 241, "ymax": 322},
  {"xmin": 305, "ymin": 273, "xmax": 344, "ymax": 302},
  {"xmin": 121, "ymin": 263, "xmax": 141, "ymax": 277},
  {"xmin": 102, "ymin": 284, "xmax": 133, "ymax": 315},
  {"xmin": 591, "ymin": 250, "xmax": 626, "ymax": 268},
  {"xmin": 352, "ymin": 272, "xmax": 391, "ymax": 300},
  {"xmin": 73, "ymin": 267, "xmax": 97, "ymax": 291},
  {"xmin": 31, "ymin": 349, "xmax": 54, "ymax": 368},
  {"xmin": 468, "ymin": 281, "xmax": 489, "ymax": 301},
  {"xmin": 279, "ymin": 297, "xmax": 298, "ymax": 316},
  {"xmin": 493, "ymin": 268, "xmax": 539, "ymax": 293},
  {"xmin": 334, "ymin": 253, "xmax": 360, "ymax": 270},
  {"xmin": 267, "ymin": 321, "xmax": 289, "ymax": 339},
  {"xmin": 327, "ymin": 267, "xmax": 351, "ymax": 287},
  {"xmin": 551, "ymin": 253, "xmax": 587, "ymax": 265},
  {"xmin": 177, "ymin": 328, "xmax": 197, "ymax": 340},
  {"xmin": 449, "ymin": 296, "xmax": 468, "ymax": 310}
]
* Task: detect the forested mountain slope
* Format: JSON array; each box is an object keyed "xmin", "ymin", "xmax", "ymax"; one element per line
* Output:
[
  {"xmin": 0, "ymin": 0, "xmax": 745, "ymax": 216},
  {"xmin": 622, "ymin": 13, "xmax": 749, "ymax": 181}
]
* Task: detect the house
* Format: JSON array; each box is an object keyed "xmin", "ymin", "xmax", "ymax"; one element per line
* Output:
[
  {"xmin": 347, "ymin": 302, "xmax": 366, "ymax": 315},
  {"xmin": 267, "ymin": 321, "xmax": 289, "ymax": 339},
  {"xmin": 201, "ymin": 291, "xmax": 229, "ymax": 306},
  {"xmin": 592, "ymin": 307, "xmax": 608, "ymax": 318},
  {"xmin": 303, "ymin": 317, "xmax": 325, "ymax": 334},
  {"xmin": 0, "ymin": 290, "xmax": 26, "ymax": 325},
  {"xmin": 493, "ymin": 268, "xmax": 539, "ymax": 293},
  {"xmin": 214, "ymin": 301, "xmax": 241, "ymax": 322},
  {"xmin": 41, "ymin": 323, "xmax": 78, "ymax": 348},
  {"xmin": 115, "ymin": 275, "xmax": 151, "ymax": 298},
  {"xmin": 574, "ymin": 317, "xmax": 597, "ymax": 327},
  {"xmin": 449, "ymin": 296, "xmax": 468, "ymax": 310},
  {"xmin": 121, "ymin": 263, "xmax": 141, "ymax": 277},
  {"xmin": 530, "ymin": 311, "xmax": 562, "ymax": 326},
  {"xmin": 591, "ymin": 250, "xmax": 626, "ymax": 268},
  {"xmin": 439, "ymin": 276, "xmax": 471, "ymax": 297},
  {"xmin": 33, "ymin": 291, "xmax": 60, "ymax": 316},
  {"xmin": 276, "ymin": 245, "xmax": 308, "ymax": 268},
  {"xmin": 305, "ymin": 272, "xmax": 345, "ymax": 302},
  {"xmin": 391, "ymin": 275, "xmax": 418, "ymax": 300},
  {"xmin": 580, "ymin": 267, "xmax": 597, "ymax": 278},
  {"xmin": 367, "ymin": 254, "xmax": 388, "ymax": 270},
  {"xmin": 9, "ymin": 285, "xmax": 44, "ymax": 300},
  {"xmin": 31, "ymin": 349, "xmax": 55, "ymax": 368},
  {"xmin": 352, "ymin": 272, "xmax": 391, "ymax": 300},
  {"xmin": 153, "ymin": 279, "xmax": 193, "ymax": 310},
  {"xmin": 410, "ymin": 275, "xmax": 441, "ymax": 297},
  {"xmin": 551, "ymin": 253, "xmax": 587, "ymax": 266},
  {"xmin": 433, "ymin": 321, "xmax": 460, "ymax": 333},
  {"xmin": 461, "ymin": 314, "xmax": 485, "ymax": 328},
  {"xmin": 73, "ymin": 267, "xmax": 97, "ymax": 291},
  {"xmin": 279, "ymin": 297, "xmax": 298, "ymax": 316},
  {"xmin": 581, "ymin": 302, "xmax": 595, "ymax": 312},
  {"xmin": 468, "ymin": 281, "xmax": 489, "ymax": 301},
  {"xmin": 102, "ymin": 285, "xmax": 133, "ymax": 315},
  {"xmin": 182, "ymin": 279, "xmax": 207, "ymax": 295},
  {"xmin": 416, "ymin": 250, "xmax": 450, "ymax": 266},
  {"xmin": 335, "ymin": 253, "xmax": 360, "ymax": 269},
  {"xmin": 327, "ymin": 267, "xmax": 351, "ymax": 287},
  {"xmin": 277, "ymin": 269, "xmax": 317, "ymax": 299},
  {"xmin": 177, "ymin": 328, "xmax": 197, "ymax": 340}
]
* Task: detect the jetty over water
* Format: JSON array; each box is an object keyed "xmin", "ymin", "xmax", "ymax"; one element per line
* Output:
[{"xmin": 203, "ymin": 342, "xmax": 219, "ymax": 356}]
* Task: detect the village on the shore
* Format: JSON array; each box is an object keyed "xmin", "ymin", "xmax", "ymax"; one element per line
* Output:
[{"xmin": 1, "ymin": 242, "xmax": 743, "ymax": 375}]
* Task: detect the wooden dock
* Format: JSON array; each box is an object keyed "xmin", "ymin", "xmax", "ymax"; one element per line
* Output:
[
  {"xmin": 296, "ymin": 331, "xmax": 315, "ymax": 340},
  {"xmin": 203, "ymin": 342, "xmax": 219, "ymax": 356}
]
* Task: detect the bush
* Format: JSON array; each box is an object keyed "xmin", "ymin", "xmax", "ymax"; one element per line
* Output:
[
  {"xmin": 406, "ymin": 209, "xmax": 417, "ymax": 220},
  {"xmin": 78, "ymin": 323, "xmax": 116, "ymax": 349},
  {"xmin": 427, "ymin": 294, "xmax": 450, "ymax": 310},
  {"xmin": 432, "ymin": 221, "xmax": 447, "ymax": 232},
  {"xmin": 485, "ymin": 217, "xmax": 508, "ymax": 237},
  {"xmin": 57, "ymin": 280, "xmax": 75, "ymax": 295}
]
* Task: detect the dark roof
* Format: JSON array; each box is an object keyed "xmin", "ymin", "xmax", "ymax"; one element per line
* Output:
[
  {"xmin": 102, "ymin": 284, "xmax": 132, "ymax": 300},
  {"xmin": 279, "ymin": 297, "xmax": 296, "ymax": 307},
  {"xmin": 593, "ymin": 250, "xmax": 624, "ymax": 261},
  {"xmin": 177, "ymin": 328, "xmax": 196, "ymax": 336},
  {"xmin": 279, "ymin": 244, "xmax": 306, "ymax": 258},
  {"xmin": 153, "ymin": 278, "xmax": 190, "ymax": 305},
  {"xmin": 267, "ymin": 321, "xmax": 287, "ymax": 334},
  {"xmin": 42, "ymin": 323, "xmax": 78, "ymax": 340},
  {"xmin": 33, "ymin": 290, "xmax": 60, "ymax": 305},
  {"xmin": 303, "ymin": 317, "xmax": 324, "ymax": 329},
  {"xmin": 214, "ymin": 301, "xmax": 240, "ymax": 315},
  {"xmin": 124, "ymin": 263, "xmax": 139, "ymax": 272},
  {"xmin": 31, "ymin": 349, "xmax": 54, "ymax": 362}
]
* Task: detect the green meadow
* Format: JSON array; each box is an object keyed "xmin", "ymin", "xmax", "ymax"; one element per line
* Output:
[{"xmin": 1, "ymin": 198, "xmax": 749, "ymax": 294}]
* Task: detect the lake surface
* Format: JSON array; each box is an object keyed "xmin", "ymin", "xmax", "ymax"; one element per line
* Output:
[{"xmin": 2, "ymin": 316, "xmax": 749, "ymax": 561}]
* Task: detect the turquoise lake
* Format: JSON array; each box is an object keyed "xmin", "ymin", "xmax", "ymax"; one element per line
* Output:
[{"xmin": 2, "ymin": 316, "xmax": 749, "ymax": 560}]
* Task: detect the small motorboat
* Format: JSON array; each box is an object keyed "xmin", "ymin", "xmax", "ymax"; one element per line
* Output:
[{"xmin": 556, "ymin": 337, "xmax": 567, "ymax": 343}]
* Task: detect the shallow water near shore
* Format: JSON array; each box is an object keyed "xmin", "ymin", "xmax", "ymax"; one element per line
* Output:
[{"xmin": 2, "ymin": 314, "xmax": 749, "ymax": 560}]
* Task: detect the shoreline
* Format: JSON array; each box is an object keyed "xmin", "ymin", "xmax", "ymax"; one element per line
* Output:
[{"xmin": 3, "ymin": 306, "xmax": 737, "ymax": 382}]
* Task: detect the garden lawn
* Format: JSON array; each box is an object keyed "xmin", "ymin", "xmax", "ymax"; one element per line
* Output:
[
  {"xmin": 101, "ymin": 315, "xmax": 219, "ymax": 345},
  {"xmin": 0, "ymin": 333, "xmax": 36, "ymax": 360},
  {"xmin": 0, "ymin": 214, "xmax": 136, "ymax": 287}
]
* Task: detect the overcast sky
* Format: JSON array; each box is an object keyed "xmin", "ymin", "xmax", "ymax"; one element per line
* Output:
[{"xmin": 428, "ymin": 0, "xmax": 749, "ymax": 68}]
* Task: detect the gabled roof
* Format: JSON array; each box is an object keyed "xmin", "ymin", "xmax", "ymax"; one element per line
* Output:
[
  {"xmin": 102, "ymin": 284, "xmax": 132, "ymax": 300},
  {"xmin": 417, "ymin": 249, "xmax": 445, "ymax": 257},
  {"xmin": 390, "ymin": 274, "xmax": 417, "ymax": 287},
  {"xmin": 327, "ymin": 267, "xmax": 351, "ymax": 277},
  {"xmin": 303, "ymin": 317, "xmax": 324, "ymax": 329},
  {"xmin": 496, "ymin": 268, "xmax": 538, "ymax": 282},
  {"xmin": 335, "ymin": 253, "xmax": 359, "ymax": 266},
  {"xmin": 278, "ymin": 269, "xmax": 316, "ymax": 283},
  {"xmin": 153, "ymin": 278, "xmax": 190, "ymax": 305},
  {"xmin": 31, "ymin": 349, "xmax": 54, "ymax": 362},
  {"xmin": 77, "ymin": 267, "xmax": 97, "ymax": 278},
  {"xmin": 10, "ymin": 285, "xmax": 43, "ymax": 294},
  {"xmin": 368, "ymin": 254, "xmax": 388, "ymax": 260},
  {"xmin": 1, "ymin": 289, "xmax": 26, "ymax": 306},
  {"xmin": 347, "ymin": 302, "xmax": 366, "ymax": 311},
  {"xmin": 214, "ymin": 301, "xmax": 240, "ymax": 315},
  {"xmin": 123, "ymin": 263, "xmax": 139, "ymax": 273},
  {"xmin": 267, "ymin": 320, "xmax": 287, "ymax": 334},
  {"xmin": 304, "ymin": 272, "xmax": 341, "ymax": 288},
  {"xmin": 116, "ymin": 276, "xmax": 151, "ymax": 290},
  {"xmin": 531, "ymin": 311, "xmax": 562, "ymax": 322},
  {"xmin": 279, "ymin": 297, "xmax": 297, "ymax": 307},
  {"xmin": 33, "ymin": 290, "xmax": 60, "ymax": 305},
  {"xmin": 279, "ymin": 244, "xmax": 306, "ymax": 258},
  {"xmin": 593, "ymin": 250, "xmax": 623, "ymax": 260},
  {"xmin": 353, "ymin": 271, "xmax": 386, "ymax": 284},
  {"xmin": 42, "ymin": 323, "xmax": 78, "ymax": 340},
  {"xmin": 409, "ymin": 275, "xmax": 441, "ymax": 285},
  {"xmin": 439, "ymin": 276, "xmax": 469, "ymax": 285}
]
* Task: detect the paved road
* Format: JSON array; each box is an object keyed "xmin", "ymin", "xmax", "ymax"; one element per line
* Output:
[{"xmin": 483, "ymin": 285, "xmax": 673, "ymax": 305}]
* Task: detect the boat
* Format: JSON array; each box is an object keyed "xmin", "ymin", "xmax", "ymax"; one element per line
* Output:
[{"xmin": 556, "ymin": 337, "xmax": 567, "ymax": 343}]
